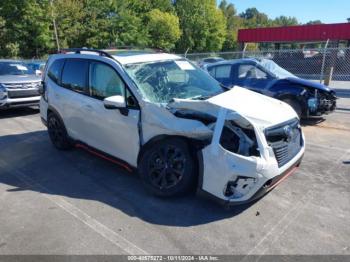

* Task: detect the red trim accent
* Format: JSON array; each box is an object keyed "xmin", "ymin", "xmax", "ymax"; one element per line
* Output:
[
  {"xmin": 75, "ymin": 143, "xmax": 133, "ymax": 173},
  {"xmin": 267, "ymin": 166, "xmax": 298, "ymax": 192}
]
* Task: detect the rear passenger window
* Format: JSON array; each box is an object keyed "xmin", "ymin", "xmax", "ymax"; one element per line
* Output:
[
  {"xmin": 61, "ymin": 59, "xmax": 89, "ymax": 94},
  {"xmin": 217, "ymin": 66, "xmax": 231, "ymax": 78},
  {"xmin": 89, "ymin": 62, "xmax": 125, "ymax": 99},
  {"xmin": 211, "ymin": 65, "xmax": 232, "ymax": 78},
  {"xmin": 47, "ymin": 59, "xmax": 65, "ymax": 84}
]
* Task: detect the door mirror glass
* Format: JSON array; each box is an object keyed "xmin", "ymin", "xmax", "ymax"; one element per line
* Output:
[{"xmin": 103, "ymin": 95, "xmax": 126, "ymax": 109}]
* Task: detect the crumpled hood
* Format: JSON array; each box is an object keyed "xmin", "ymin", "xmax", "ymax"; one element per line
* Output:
[
  {"xmin": 0, "ymin": 74, "xmax": 41, "ymax": 84},
  {"xmin": 286, "ymin": 77, "xmax": 332, "ymax": 92},
  {"xmin": 169, "ymin": 86, "xmax": 298, "ymax": 128}
]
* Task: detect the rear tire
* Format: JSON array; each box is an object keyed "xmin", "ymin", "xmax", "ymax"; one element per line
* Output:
[
  {"xmin": 47, "ymin": 112, "xmax": 73, "ymax": 150},
  {"xmin": 138, "ymin": 138, "xmax": 196, "ymax": 197},
  {"xmin": 282, "ymin": 98, "xmax": 302, "ymax": 119}
]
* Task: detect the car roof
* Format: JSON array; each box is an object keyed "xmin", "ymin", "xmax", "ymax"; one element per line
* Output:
[
  {"xmin": 205, "ymin": 58, "xmax": 259, "ymax": 67},
  {"xmin": 50, "ymin": 50, "xmax": 183, "ymax": 65},
  {"xmin": 27, "ymin": 61, "xmax": 46, "ymax": 65},
  {"xmin": 113, "ymin": 53, "xmax": 182, "ymax": 65},
  {"xmin": 0, "ymin": 59, "xmax": 24, "ymax": 63}
]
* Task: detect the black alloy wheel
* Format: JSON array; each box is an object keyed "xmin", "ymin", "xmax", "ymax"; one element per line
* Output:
[
  {"xmin": 148, "ymin": 144, "xmax": 186, "ymax": 189},
  {"xmin": 138, "ymin": 138, "xmax": 196, "ymax": 197}
]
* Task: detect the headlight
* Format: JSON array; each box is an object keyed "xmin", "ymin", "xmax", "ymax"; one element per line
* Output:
[
  {"xmin": 308, "ymin": 98, "xmax": 318, "ymax": 112},
  {"xmin": 220, "ymin": 121, "xmax": 260, "ymax": 157},
  {"xmin": 0, "ymin": 84, "xmax": 7, "ymax": 100}
]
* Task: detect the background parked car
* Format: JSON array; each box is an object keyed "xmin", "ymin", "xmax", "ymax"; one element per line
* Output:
[
  {"xmin": 204, "ymin": 58, "xmax": 337, "ymax": 118},
  {"xmin": 0, "ymin": 60, "xmax": 42, "ymax": 109},
  {"xmin": 198, "ymin": 57, "xmax": 225, "ymax": 68},
  {"xmin": 26, "ymin": 61, "xmax": 46, "ymax": 77}
]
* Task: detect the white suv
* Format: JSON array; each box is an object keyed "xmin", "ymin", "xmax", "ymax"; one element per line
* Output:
[{"xmin": 40, "ymin": 49, "xmax": 305, "ymax": 205}]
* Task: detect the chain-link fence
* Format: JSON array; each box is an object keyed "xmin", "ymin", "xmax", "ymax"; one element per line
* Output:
[{"xmin": 184, "ymin": 47, "xmax": 350, "ymax": 84}]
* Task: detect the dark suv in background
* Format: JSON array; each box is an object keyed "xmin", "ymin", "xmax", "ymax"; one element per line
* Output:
[{"xmin": 0, "ymin": 60, "xmax": 42, "ymax": 109}]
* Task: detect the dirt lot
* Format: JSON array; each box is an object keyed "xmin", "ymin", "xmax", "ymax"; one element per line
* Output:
[{"xmin": 0, "ymin": 96, "xmax": 349, "ymax": 255}]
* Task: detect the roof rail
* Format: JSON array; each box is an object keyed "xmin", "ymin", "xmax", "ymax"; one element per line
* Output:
[
  {"xmin": 105, "ymin": 46, "xmax": 167, "ymax": 53},
  {"xmin": 58, "ymin": 48, "xmax": 115, "ymax": 60}
]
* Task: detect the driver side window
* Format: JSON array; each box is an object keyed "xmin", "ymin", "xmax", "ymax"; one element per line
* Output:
[
  {"xmin": 89, "ymin": 62, "xmax": 125, "ymax": 100},
  {"xmin": 238, "ymin": 64, "xmax": 268, "ymax": 80}
]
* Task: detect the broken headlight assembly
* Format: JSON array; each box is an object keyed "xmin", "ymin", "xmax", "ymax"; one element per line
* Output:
[{"xmin": 219, "ymin": 121, "xmax": 260, "ymax": 157}]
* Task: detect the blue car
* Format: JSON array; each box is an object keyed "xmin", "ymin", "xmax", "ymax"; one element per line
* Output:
[
  {"xmin": 204, "ymin": 58, "xmax": 337, "ymax": 118},
  {"xmin": 26, "ymin": 61, "xmax": 46, "ymax": 76}
]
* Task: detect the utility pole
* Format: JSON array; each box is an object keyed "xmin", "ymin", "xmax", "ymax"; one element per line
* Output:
[{"xmin": 50, "ymin": 0, "xmax": 60, "ymax": 51}]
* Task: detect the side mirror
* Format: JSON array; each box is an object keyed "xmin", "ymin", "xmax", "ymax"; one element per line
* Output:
[
  {"xmin": 103, "ymin": 95, "xmax": 126, "ymax": 110},
  {"xmin": 38, "ymin": 81, "xmax": 45, "ymax": 95},
  {"xmin": 35, "ymin": 69, "xmax": 42, "ymax": 76}
]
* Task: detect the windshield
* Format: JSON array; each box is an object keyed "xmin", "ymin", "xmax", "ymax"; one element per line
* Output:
[
  {"xmin": 0, "ymin": 62, "xmax": 35, "ymax": 76},
  {"xmin": 258, "ymin": 59, "xmax": 296, "ymax": 79},
  {"xmin": 124, "ymin": 59, "xmax": 224, "ymax": 103}
]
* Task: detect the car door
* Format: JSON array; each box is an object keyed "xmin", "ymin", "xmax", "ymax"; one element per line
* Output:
[
  {"xmin": 235, "ymin": 63, "xmax": 271, "ymax": 94},
  {"xmin": 80, "ymin": 60, "xmax": 140, "ymax": 166},
  {"xmin": 59, "ymin": 58, "xmax": 91, "ymax": 141},
  {"xmin": 207, "ymin": 64, "xmax": 233, "ymax": 87}
]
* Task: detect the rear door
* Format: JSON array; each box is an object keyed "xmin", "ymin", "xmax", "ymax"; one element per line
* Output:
[
  {"xmin": 207, "ymin": 64, "xmax": 233, "ymax": 87},
  {"xmin": 59, "ymin": 58, "xmax": 90, "ymax": 141}
]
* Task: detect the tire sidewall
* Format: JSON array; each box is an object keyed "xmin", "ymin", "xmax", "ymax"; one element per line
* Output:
[
  {"xmin": 283, "ymin": 98, "xmax": 302, "ymax": 119},
  {"xmin": 138, "ymin": 138, "xmax": 196, "ymax": 197},
  {"xmin": 47, "ymin": 112, "xmax": 72, "ymax": 150}
]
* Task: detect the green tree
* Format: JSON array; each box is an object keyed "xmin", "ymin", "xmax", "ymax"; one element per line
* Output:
[
  {"xmin": 125, "ymin": 0, "xmax": 174, "ymax": 14},
  {"xmin": 240, "ymin": 8, "xmax": 271, "ymax": 28},
  {"xmin": 306, "ymin": 20, "xmax": 322, "ymax": 25},
  {"xmin": 0, "ymin": 0, "xmax": 53, "ymax": 58},
  {"xmin": 219, "ymin": 0, "xmax": 242, "ymax": 50},
  {"xmin": 175, "ymin": 0, "xmax": 226, "ymax": 52},
  {"xmin": 0, "ymin": 16, "xmax": 6, "ymax": 54},
  {"xmin": 148, "ymin": 9, "xmax": 181, "ymax": 50},
  {"xmin": 50, "ymin": 0, "xmax": 147, "ymax": 49},
  {"xmin": 274, "ymin": 16, "xmax": 298, "ymax": 26},
  {"xmin": 52, "ymin": 0, "xmax": 85, "ymax": 49}
]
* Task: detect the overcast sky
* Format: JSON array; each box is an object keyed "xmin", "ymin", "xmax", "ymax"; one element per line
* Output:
[{"xmin": 229, "ymin": 0, "xmax": 349, "ymax": 24}]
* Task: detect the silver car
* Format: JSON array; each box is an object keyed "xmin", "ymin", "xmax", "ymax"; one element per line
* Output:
[{"xmin": 0, "ymin": 60, "xmax": 42, "ymax": 109}]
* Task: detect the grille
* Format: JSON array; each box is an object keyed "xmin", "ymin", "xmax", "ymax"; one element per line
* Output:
[
  {"xmin": 265, "ymin": 119, "xmax": 302, "ymax": 168},
  {"xmin": 3, "ymin": 82, "xmax": 40, "ymax": 99},
  {"xmin": 3, "ymin": 82, "xmax": 40, "ymax": 89},
  {"xmin": 7, "ymin": 89, "xmax": 40, "ymax": 98}
]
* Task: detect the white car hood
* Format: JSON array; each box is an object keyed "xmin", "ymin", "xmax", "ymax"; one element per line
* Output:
[{"xmin": 169, "ymin": 86, "xmax": 298, "ymax": 128}]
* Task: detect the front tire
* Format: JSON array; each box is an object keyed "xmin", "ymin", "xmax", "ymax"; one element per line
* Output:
[
  {"xmin": 47, "ymin": 112, "xmax": 73, "ymax": 150},
  {"xmin": 138, "ymin": 138, "xmax": 196, "ymax": 197}
]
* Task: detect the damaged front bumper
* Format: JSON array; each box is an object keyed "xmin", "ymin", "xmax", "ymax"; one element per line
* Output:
[
  {"xmin": 197, "ymin": 146, "xmax": 304, "ymax": 206},
  {"xmin": 196, "ymin": 109, "xmax": 305, "ymax": 206},
  {"xmin": 308, "ymin": 91, "xmax": 337, "ymax": 116}
]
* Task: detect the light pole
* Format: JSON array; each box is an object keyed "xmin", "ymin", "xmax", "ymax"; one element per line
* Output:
[{"xmin": 50, "ymin": 0, "xmax": 60, "ymax": 51}]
